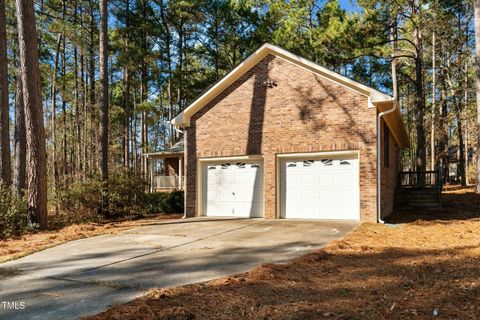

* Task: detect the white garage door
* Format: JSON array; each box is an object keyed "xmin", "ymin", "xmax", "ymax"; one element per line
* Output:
[
  {"xmin": 280, "ymin": 155, "xmax": 359, "ymax": 220},
  {"xmin": 202, "ymin": 161, "xmax": 263, "ymax": 218}
]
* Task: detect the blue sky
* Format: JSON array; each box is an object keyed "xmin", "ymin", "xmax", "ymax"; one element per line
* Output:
[{"xmin": 338, "ymin": 0, "xmax": 361, "ymax": 13}]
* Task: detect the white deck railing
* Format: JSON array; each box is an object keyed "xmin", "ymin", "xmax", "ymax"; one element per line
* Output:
[{"xmin": 152, "ymin": 175, "xmax": 185, "ymax": 191}]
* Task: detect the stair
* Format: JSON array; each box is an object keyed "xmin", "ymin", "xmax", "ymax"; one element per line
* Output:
[{"xmin": 394, "ymin": 187, "xmax": 441, "ymax": 211}]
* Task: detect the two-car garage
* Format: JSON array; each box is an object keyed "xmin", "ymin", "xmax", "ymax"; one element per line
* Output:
[{"xmin": 200, "ymin": 152, "xmax": 360, "ymax": 221}]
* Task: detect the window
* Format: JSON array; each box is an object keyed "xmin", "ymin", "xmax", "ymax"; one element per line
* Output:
[
  {"xmin": 321, "ymin": 159, "xmax": 333, "ymax": 166},
  {"xmin": 221, "ymin": 163, "xmax": 230, "ymax": 169},
  {"xmin": 303, "ymin": 160, "xmax": 314, "ymax": 167},
  {"xmin": 384, "ymin": 124, "xmax": 389, "ymax": 168},
  {"xmin": 236, "ymin": 162, "xmax": 246, "ymax": 168}
]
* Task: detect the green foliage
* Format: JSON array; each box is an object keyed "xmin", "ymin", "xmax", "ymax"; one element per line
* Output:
[
  {"xmin": 59, "ymin": 169, "xmax": 148, "ymax": 219},
  {"xmin": 145, "ymin": 191, "xmax": 184, "ymax": 214},
  {"xmin": 0, "ymin": 185, "xmax": 29, "ymax": 239}
]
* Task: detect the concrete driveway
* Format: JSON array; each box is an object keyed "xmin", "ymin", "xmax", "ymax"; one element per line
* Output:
[{"xmin": 0, "ymin": 217, "xmax": 357, "ymax": 320}]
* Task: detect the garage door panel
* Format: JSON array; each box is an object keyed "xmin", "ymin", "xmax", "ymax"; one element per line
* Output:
[
  {"xmin": 301, "ymin": 189, "xmax": 316, "ymax": 201},
  {"xmin": 300, "ymin": 173, "xmax": 316, "ymax": 185},
  {"xmin": 203, "ymin": 160, "xmax": 264, "ymax": 218},
  {"xmin": 281, "ymin": 155, "xmax": 359, "ymax": 220},
  {"xmin": 318, "ymin": 173, "xmax": 334, "ymax": 185},
  {"xmin": 336, "ymin": 172, "xmax": 354, "ymax": 186},
  {"xmin": 317, "ymin": 188, "xmax": 336, "ymax": 201}
]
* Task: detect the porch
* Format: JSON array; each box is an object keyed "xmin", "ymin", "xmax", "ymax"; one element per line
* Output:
[
  {"xmin": 395, "ymin": 168, "xmax": 443, "ymax": 210},
  {"xmin": 143, "ymin": 140, "xmax": 185, "ymax": 192}
]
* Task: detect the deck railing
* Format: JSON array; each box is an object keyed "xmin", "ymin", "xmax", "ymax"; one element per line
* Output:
[
  {"xmin": 398, "ymin": 168, "xmax": 442, "ymax": 190},
  {"xmin": 152, "ymin": 175, "xmax": 185, "ymax": 191}
]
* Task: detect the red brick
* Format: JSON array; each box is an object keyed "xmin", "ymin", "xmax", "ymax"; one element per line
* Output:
[{"xmin": 184, "ymin": 54, "xmax": 397, "ymax": 222}]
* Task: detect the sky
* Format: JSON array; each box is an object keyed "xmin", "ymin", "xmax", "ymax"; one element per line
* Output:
[{"xmin": 338, "ymin": 0, "xmax": 361, "ymax": 13}]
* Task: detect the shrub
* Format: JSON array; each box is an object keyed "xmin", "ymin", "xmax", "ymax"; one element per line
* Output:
[
  {"xmin": 145, "ymin": 191, "xmax": 184, "ymax": 214},
  {"xmin": 59, "ymin": 169, "xmax": 148, "ymax": 219},
  {"xmin": 0, "ymin": 184, "xmax": 29, "ymax": 239}
]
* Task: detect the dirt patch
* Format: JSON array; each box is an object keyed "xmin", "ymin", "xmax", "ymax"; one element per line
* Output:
[
  {"xmin": 87, "ymin": 188, "xmax": 480, "ymax": 320},
  {"xmin": 0, "ymin": 214, "xmax": 182, "ymax": 263}
]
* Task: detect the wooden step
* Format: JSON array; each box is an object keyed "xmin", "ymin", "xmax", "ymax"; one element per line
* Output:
[{"xmin": 394, "ymin": 187, "xmax": 441, "ymax": 211}]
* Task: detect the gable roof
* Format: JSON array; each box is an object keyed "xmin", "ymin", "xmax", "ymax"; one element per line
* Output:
[{"xmin": 172, "ymin": 43, "xmax": 409, "ymax": 147}]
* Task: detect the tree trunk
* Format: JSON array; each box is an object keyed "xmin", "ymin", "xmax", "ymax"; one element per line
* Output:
[
  {"xmin": 50, "ymin": 34, "xmax": 61, "ymax": 208},
  {"xmin": 61, "ymin": 36, "xmax": 67, "ymax": 182},
  {"xmin": 413, "ymin": 26, "xmax": 426, "ymax": 175},
  {"xmin": 123, "ymin": 0, "xmax": 130, "ymax": 168},
  {"xmin": 141, "ymin": 59, "xmax": 148, "ymax": 176},
  {"xmin": 464, "ymin": 61, "xmax": 469, "ymax": 186},
  {"xmin": 124, "ymin": 67, "xmax": 130, "ymax": 168},
  {"xmin": 15, "ymin": 0, "xmax": 48, "ymax": 229},
  {"xmin": 456, "ymin": 108, "xmax": 466, "ymax": 186},
  {"xmin": 430, "ymin": 31, "xmax": 436, "ymax": 171},
  {"xmin": 74, "ymin": 45, "xmax": 81, "ymax": 175},
  {"xmin": 475, "ymin": 0, "xmax": 480, "ymax": 193},
  {"xmin": 13, "ymin": 73, "xmax": 26, "ymax": 195},
  {"xmin": 99, "ymin": 0, "xmax": 109, "ymax": 213},
  {"xmin": 0, "ymin": 0, "xmax": 11, "ymax": 186},
  {"xmin": 89, "ymin": 0, "xmax": 96, "ymax": 174},
  {"xmin": 160, "ymin": 1, "xmax": 174, "ymax": 147},
  {"xmin": 439, "ymin": 66, "xmax": 449, "ymax": 182}
]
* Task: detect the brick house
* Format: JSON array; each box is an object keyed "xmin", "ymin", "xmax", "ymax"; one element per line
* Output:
[{"xmin": 172, "ymin": 44, "xmax": 409, "ymax": 222}]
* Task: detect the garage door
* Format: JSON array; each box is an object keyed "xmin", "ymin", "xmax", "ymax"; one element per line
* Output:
[
  {"xmin": 202, "ymin": 161, "xmax": 263, "ymax": 218},
  {"xmin": 280, "ymin": 154, "xmax": 359, "ymax": 220}
]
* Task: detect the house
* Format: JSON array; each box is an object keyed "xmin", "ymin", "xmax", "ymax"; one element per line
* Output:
[
  {"xmin": 143, "ymin": 140, "xmax": 184, "ymax": 192},
  {"xmin": 172, "ymin": 43, "xmax": 409, "ymax": 222}
]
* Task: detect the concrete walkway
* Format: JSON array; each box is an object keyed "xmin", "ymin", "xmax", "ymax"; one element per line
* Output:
[{"xmin": 0, "ymin": 218, "xmax": 357, "ymax": 320}]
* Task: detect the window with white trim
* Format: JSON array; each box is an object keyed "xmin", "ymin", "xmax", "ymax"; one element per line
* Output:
[
  {"xmin": 321, "ymin": 159, "xmax": 333, "ymax": 166},
  {"xmin": 221, "ymin": 163, "xmax": 230, "ymax": 169},
  {"xmin": 236, "ymin": 162, "xmax": 246, "ymax": 168},
  {"xmin": 303, "ymin": 160, "xmax": 314, "ymax": 167}
]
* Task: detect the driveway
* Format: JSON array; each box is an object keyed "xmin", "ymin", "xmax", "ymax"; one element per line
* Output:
[{"xmin": 0, "ymin": 218, "xmax": 357, "ymax": 320}]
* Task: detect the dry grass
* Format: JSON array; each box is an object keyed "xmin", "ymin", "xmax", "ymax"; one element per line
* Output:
[
  {"xmin": 0, "ymin": 214, "xmax": 182, "ymax": 263},
  {"xmin": 87, "ymin": 187, "xmax": 480, "ymax": 320}
]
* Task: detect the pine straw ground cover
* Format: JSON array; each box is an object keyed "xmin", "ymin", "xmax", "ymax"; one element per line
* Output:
[
  {"xmin": 0, "ymin": 214, "xmax": 182, "ymax": 263},
  {"xmin": 88, "ymin": 187, "xmax": 480, "ymax": 320}
]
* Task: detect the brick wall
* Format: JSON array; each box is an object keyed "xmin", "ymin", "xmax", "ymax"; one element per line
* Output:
[
  {"xmin": 185, "ymin": 54, "xmax": 380, "ymax": 222},
  {"xmin": 380, "ymin": 119, "xmax": 398, "ymax": 218}
]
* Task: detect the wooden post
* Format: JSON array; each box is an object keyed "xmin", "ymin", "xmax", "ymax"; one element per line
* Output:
[
  {"xmin": 178, "ymin": 156, "xmax": 183, "ymax": 189},
  {"xmin": 149, "ymin": 156, "xmax": 153, "ymax": 193}
]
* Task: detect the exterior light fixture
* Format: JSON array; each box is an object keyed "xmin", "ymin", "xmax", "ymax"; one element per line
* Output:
[{"xmin": 263, "ymin": 79, "xmax": 277, "ymax": 88}]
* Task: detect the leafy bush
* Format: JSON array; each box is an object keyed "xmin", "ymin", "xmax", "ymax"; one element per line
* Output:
[
  {"xmin": 0, "ymin": 184, "xmax": 29, "ymax": 239},
  {"xmin": 59, "ymin": 169, "xmax": 148, "ymax": 219},
  {"xmin": 145, "ymin": 191, "xmax": 184, "ymax": 214}
]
